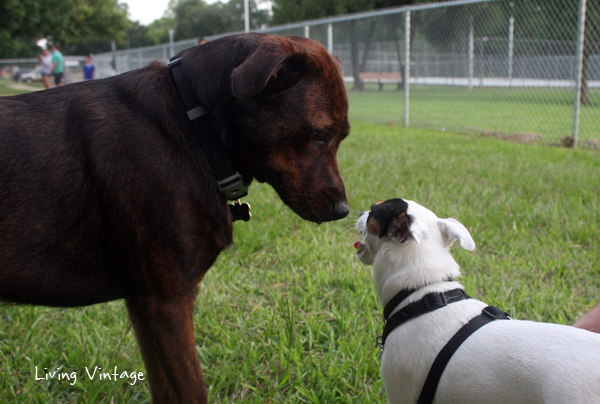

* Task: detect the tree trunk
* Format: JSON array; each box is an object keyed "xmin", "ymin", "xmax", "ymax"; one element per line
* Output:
[
  {"xmin": 349, "ymin": 21, "xmax": 364, "ymax": 91},
  {"xmin": 359, "ymin": 21, "xmax": 377, "ymax": 73}
]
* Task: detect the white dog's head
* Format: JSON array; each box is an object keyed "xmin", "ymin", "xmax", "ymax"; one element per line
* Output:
[{"xmin": 355, "ymin": 199, "xmax": 475, "ymax": 266}]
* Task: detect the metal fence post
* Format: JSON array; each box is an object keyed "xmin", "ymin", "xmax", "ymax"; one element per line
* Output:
[
  {"xmin": 508, "ymin": 15, "xmax": 514, "ymax": 84},
  {"xmin": 244, "ymin": 0, "xmax": 250, "ymax": 32},
  {"xmin": 328, "ymin": 24, "xmax": 333, "ymax": 54},
  {"xmin": 169, "ymin": 30, "xmax": 175, "ymax": 58},
  {"xmin": 305, "ymin": 25, "xmax": 310, "ymax": 38},
  {"xmin": 110, "ymin": 40, "xmax": 116, "ymax": 74},
  {"xmin": 572, "ymin": 0, "xmax": 587, "ymax": 148},
  {"xmin": 468, "ymin": 16, "xmax": 474, "ymax": 90},
  {"xmin": 404, "ymin": 10, "xmax": 411, "ymax": 128}
]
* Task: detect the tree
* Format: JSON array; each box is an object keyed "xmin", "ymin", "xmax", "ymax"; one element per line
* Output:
[
  {"xmin": 271, "ymin": 0, "xmax": 449, "ymax": 90},
  {"xmin": 0, "ymin": 0, "xmax": 130, "ymax": 45},
  {"xmin": 124, "ymin": 21, "xmax": 156, "ymax": 48},
  {"xmin": 171, "ymin": 0, "xmax": 269, "ymax": 40},
  {"xmin": 0, "ymin": 0, "xmax": 130, "ymax": 58},
  {"xmin": 174, "ymin": 0, "xmax": 227, "ymax": 40},
  {"xmin": 147, "ymin": 17, "xmax": 177, "ymax": 45},
  {"xmin": 217, "ymin": 0, "xmax": 271, "ymax": 32},
  {"xmin": 0, "ymin": 33, "xmax": 40, "ymax": 59}
]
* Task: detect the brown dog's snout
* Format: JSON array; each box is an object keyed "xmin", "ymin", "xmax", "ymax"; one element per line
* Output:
[{"xmin": 331, "ymin": 199, "xmax": 349, "ymax": 220}]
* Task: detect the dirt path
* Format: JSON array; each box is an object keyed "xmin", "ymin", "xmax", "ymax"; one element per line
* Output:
[{"xmin": 7, "ymin": 83, "xmax": 42, "ymax": 92}]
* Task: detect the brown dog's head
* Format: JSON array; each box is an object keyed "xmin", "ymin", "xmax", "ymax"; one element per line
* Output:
[{"xmin": 185, "ymin": 34, "xmax": 350, "ymax": 223}]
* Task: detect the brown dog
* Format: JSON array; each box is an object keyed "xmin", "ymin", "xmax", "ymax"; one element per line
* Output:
[{"xmin": 0, "ymin": 33, "xmax": 349, "ymax": 403}]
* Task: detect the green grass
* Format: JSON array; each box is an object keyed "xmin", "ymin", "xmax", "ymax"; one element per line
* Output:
[
  {"xmin": 0, "ymin": 79, "xmax": 44, "ymax": 96},
  {"xmin": 1, "ymin": 121, "xmax": 599, "ymax": 403},
  {"xmin": 349, "ymin": 85, "xmax": 600, "ymax": 145},
  {"xmin": 4, "ymin": 76, "xmax": 598, "ymax": 146}
]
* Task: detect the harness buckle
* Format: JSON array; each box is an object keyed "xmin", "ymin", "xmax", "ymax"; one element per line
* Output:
[
  {"xmin": 218, "ymin": 172, "xmax": 248, "ymax": 200},
  {"xmin": 423, "ymin": 292, "xmax": 447, "ymax": 311},
  {"xmin": 482, "ymin": 306, "xmax": 511, "ymax": 320}
]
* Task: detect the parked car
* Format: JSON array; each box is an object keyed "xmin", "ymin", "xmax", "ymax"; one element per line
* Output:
[
  {"xmin": 19, "ymin": 69, "xmax": 42, "ymax": 84},
  {"xmin": 12, "ymin": 69, "xmax": 33, "ymax": 81}
]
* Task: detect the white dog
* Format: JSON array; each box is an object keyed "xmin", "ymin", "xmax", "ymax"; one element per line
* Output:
[{"xmin": 355, "ymin": 199, "xmax": 600, "ymax": 404}]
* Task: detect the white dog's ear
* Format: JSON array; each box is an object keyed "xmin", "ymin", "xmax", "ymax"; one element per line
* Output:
[
  {"xmin": 405, "ymin": 215, "xmax": 430, "ymax": 244},
  {"xmin": 437, "ymin": 218, "xmax": 475, "ymax": 251},
  {"xmin": 386, "ymin": 213, "xmax": 430, "ymax": 244}
]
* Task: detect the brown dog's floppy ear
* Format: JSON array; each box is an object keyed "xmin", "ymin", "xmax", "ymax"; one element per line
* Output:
[{"xmin": 231, "ymin": 45, "xmax": 308, "ymax": 99}]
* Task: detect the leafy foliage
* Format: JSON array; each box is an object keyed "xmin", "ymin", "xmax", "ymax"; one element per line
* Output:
[
  {"xmin": 0, "ymin": 0, "xmax": 130, "ymax": 58},
  {"xmin": 0, "ymin": 0, "xmax": 130, "ymax": 44},
  {"xmin": 271, "ymin": 0, "xmax": 445, "ymax": 25},
  {"xmin": 173, "ymin": 0, "xmax": 269, "ymax": 40}
]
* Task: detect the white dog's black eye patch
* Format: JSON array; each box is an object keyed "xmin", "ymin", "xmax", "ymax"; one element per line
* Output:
[{"xmin": 369, "ymin": 199, "xmax": 412, "ymax": 238}]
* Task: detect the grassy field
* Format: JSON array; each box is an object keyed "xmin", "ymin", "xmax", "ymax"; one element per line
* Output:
[
  {"xmin": 349, "ymin": 85, "xmax": 600, "ymax": 146},
  {"xmin": 0, "ymin": 79, "xmax": 44, "ymax": 96},
  {"xmin": 4, "ymin": 77, "xmax": 599, "ymax": 147},
  {"xmin": 1, "ymin": 114, "xmax": 599, "ymax": 402}
]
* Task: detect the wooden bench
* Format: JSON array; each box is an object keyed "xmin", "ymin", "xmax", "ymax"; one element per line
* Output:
[{"xmin": 359, "ymin": 72, "xmax": 403, "ymax": 91}]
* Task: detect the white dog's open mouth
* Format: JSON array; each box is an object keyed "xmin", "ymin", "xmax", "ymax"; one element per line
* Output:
[{"xmin": 354, "ymin": 241, "xmax": 366, "ymax": 255}]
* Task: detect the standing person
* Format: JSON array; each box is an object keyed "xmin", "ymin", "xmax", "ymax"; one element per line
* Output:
[
  {"xmin": 38, "ymin": 48, "xmax": 53, "ymax": 89},
  {"xmin": 83, "ymin": 56, "xmax": 95, "ymax": 81},
  {"xmin": 51, "ymin": 45, "xmax": 64, "ymax": 87}
]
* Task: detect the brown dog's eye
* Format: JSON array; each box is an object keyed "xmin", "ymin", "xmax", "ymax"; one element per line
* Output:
[{"xmin": 312, "ymin": 130, "xmax": 330, "ymax": 145}]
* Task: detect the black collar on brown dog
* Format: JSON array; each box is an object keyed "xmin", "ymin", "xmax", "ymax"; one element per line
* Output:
[{"xmin": 168, "ymin": 55, "xmax": 251, "ymax": 222}]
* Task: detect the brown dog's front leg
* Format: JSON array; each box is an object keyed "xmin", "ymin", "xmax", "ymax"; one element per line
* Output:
[{"xmin": 126, "ymin": 295, "xmax": 207, "ymax": 404}]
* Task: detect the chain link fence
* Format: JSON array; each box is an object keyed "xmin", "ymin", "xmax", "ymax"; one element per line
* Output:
[
  {"xmin": 1, "ymin": 56, "xmax": 87, "ymax": 84},
  {"xmin": 95, "ymin": 0, "xmax": 600, "ymax": 148}
]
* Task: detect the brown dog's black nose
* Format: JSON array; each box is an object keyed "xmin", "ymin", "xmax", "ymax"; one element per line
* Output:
[{"xmin": 331, "ymin": 200, "xmax": 350, "ymax": 220}]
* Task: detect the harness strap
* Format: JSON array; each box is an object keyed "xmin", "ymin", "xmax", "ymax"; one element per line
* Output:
[
  {"xmin": 383, "ymin": 278, "xmax": 455, "ymax": 320},
  {"xmin": 383, "ymin": 287, "xmax": 417, "ymax": 320},
  {"xmin": 381, "ymin": 288, "xmax": 470, "ymax": 347},
  {"xmin": 417, "ymin": 305, "xmax": 510, "ymax": 404}
]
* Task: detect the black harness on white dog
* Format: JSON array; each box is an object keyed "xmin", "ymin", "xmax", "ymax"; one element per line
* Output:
[
  {"xmin": 379, "ymin": 284, "xmax": 510, "ymax": 404},
  {"xmin": 168, "ymin": 55, "xmax": 251, "ymax": 222}
]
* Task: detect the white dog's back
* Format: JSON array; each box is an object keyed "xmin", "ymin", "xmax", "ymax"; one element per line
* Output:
[
  {"xmin": 438, "ymin": 319, "xmax": 600, "ymax": 404},
  {"xmin": 383, "ymin": 299, "xmax": 600, "ymax": 404}
]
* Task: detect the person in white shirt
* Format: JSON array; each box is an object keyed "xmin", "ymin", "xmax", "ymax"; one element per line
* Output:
[{"xmin": 38, "ymin": 48, "xmax": 53, "ymax": 89}]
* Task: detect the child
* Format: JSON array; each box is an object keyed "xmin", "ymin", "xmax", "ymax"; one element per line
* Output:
[{"xmin": 83, "ymin": 56, "xmax": 95, "ymax": 81}]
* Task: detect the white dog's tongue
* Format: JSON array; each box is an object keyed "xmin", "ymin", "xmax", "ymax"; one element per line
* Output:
[{"xmin": 354, "ymin": 241, "xmax": 365, "ymax": 250}]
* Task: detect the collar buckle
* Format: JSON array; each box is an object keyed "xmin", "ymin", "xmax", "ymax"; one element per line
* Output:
[
  {"xmin": 167, "ymin": 56, "xmax": 182, "ymax": 67},
  {"xmin": 218, "ymin": 172, "xmax": 248, "ymax": 200}
]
